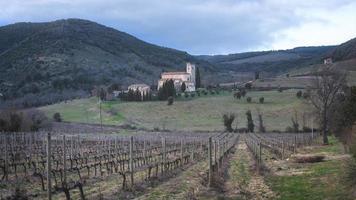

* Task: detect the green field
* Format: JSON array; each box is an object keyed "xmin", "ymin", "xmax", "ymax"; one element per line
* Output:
[{"xmin": 41, "ymin": 89, "xmax": 312, "ymax": 132}]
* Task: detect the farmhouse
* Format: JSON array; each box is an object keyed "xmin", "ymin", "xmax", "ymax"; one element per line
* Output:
[
  {"xmin": 128, "ymin": 83, "xmax": 151, "ymax": 96},
  {"xmin": 158, "ymin": 62, "xmax": 196, "ymax": 92},
  {"xmin": 324, "ymin": 57, "xmax": 333, "ymax": 65}
]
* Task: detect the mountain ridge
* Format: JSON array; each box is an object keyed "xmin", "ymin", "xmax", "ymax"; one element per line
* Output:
[{"xmin": 0, "ymin": 18, "xmax": 355, "ymax": 108}]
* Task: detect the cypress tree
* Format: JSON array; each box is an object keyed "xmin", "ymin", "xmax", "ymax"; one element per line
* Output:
[
  {"xmin": 181, "ymin": 82, "xmax": 186, "ymax": 92},
  {"xmin": 196, "ymin": 67, "xmax": 201, "ymax": 88},
  {"xmin": 246, "ymin": 110, "xmax": 254, "ymax": 132}
]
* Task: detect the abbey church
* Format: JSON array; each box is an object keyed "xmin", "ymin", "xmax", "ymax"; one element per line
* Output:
[{"xmin": 158, "ymin": 63, "xmax": 196, "ymax": 92}]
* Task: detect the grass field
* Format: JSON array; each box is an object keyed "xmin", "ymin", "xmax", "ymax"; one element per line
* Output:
[
  {"xmin": 267, "ymin": 136, "xmax": 354, "ymax": 200},
  {"xmin": 41, "ymin": 89, "xmax": 312, "ymax": 132}
]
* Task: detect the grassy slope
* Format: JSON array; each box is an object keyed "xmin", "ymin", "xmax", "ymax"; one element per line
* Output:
[
  {"xmin": 41, "ymin": 90, "xmax": 310, "ymax": 132},
  {"xmin": 267, "ymin": 136, "xmax": 353, "ymax": 200}
]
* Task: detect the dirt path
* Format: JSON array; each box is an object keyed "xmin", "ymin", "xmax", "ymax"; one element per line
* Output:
[
  {"xmin": 222, "ymin": 139, "xmax": 276, "ymax": 200},
  {"xmin": 135, "ymin": 160, "xmax": 209, "ymax": 200}
]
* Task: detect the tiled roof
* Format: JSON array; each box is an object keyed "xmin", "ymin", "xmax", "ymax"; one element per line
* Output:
[
  {"xmin": 128, "ymin": 84, "xmax": 150, "ymax": 88},
  {"xmin": 162, "ymin": 72, "xmax": 189, "ymax": 75}
]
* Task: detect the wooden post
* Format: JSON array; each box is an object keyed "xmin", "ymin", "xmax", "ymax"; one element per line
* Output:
[
  {"xmin": 214, "ymin": 140, "xmax": 217, "ymax": 168},
  {"xmin": 208, "ymin": 137, "xmax": 213, "ymax": 187},
  {"xmin": 180, "ymin": 139, "xmax": 184, "ymax": 166},
  {"xmin": 62, "ymin": 135, "xmax": 67, "ymax": 187},
  {"xmin": 47, "ymin": 133, "xmax": 52, "ymax": 200},
  {"xmin": 77, "ymin": 135, "xmax": 80, "ymax": 156},
  {"xmin": 217, "ymin": 140, "xmax": 220, "ymax": 168},
  {"xmin": 143, "ymin": 140, "xmax": 147, "ymax": 165},
  {"xmin": 4, "ymin": 135, "xmax": 8, "ymax": 181},
  {"xmin": 29, "ymin": 133, "xmax": 32, "ymax": 157},
  {"xmin": 162, "ymin": 137, "xmax": 166, "ymax": 174},
  {"xmin": 259, "ymin": 143, "xmax": 262, "ymax": 167},
  {"xmin": 70, "ymin": 136, "xmax": 73, "ymax": 159},
  {"xmin": 294, "ymin": 135, "xmax": 297, "ymax": 153},
  {"xmin": 129, "ymin": 136, "xmax": 134, "ymax": 188},
  {"xmin": 282, "ymin": 140, "xmax": 285, "ymax": 160}
]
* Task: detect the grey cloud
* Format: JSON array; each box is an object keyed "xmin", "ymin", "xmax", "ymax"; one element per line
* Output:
[{"xmin": 0, "ymin": 0, "xmax": 355, "ymax": 54}]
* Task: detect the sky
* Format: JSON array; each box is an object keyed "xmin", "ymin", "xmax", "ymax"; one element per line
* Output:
[{"xmin": 1, "ymin": 0, "xmax": 356, "ymax": 55}]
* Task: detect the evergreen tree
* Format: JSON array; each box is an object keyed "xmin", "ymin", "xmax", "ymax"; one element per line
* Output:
[
  {"xmin": 196, "ymin": 67, "xmax": 201, "ymax": 88},
  {"xmin": 246, "ymin": 110, "xmax": 254, "ymax": 132},
  {"xmin": 135, "ymin": 89, "xmax": 141, "ymax": 101},
  {"xmin": 158, "ymin": 79, "xmax": 176, "ymax": 100},
  {"xmin": 181, "ymin": 82, "xmax": 186, "ymax": 92}
]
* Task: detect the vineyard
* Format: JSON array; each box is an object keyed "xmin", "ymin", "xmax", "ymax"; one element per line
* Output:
[{"xmin": 0, "ymin": 131, "xmax": 319, "ymax": 199}]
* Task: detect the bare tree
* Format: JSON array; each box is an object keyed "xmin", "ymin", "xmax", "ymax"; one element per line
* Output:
[{"xmin": 310, "ymin": 67, "xmax": 346, "ymax": 144}]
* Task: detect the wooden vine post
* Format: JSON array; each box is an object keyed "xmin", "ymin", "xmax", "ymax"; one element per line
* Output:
[
  {"xmin": 4, "ymin": 135, "xmax": 8, "ymax": 181},
  {"xmin": 208, "ymin": 137, "xmax": 213, "ymax": 187},
  {"xmin": 62, "ymin": 135, "xmax": 67, "ymax": 187},
  {"xmin": 161, "ymin": 137, "xmax": 166, "ymax": 174},
  {"xmin": 143, "ymin": 140, "xmax": 146, "ymax": 165},
  {"xmin": 129, "ymin": 136, "xmax": 134, "ymax": 188},
  {"xmin": 214, "ymin": 140, "xmax": 217, "ymax": 168},
  {"xmin": 180, "ymin": 139, "xmax": 184, "ymax": 166},
  {"xmin": 47, "ymin": 132, "xmax": 52, "ymax": 200},
  {"xmin": 257, "ymin": 142, "xmax": 262, "ymax": 172}
]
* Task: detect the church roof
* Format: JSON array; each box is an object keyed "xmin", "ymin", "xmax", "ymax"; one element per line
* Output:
[
  {"xmin": 128, "ymin": 84, "xmax": 150, "ymax": 88},
  {"xmin": 161, "ymin": 72, "xmax": 189, "ymax": 75}
]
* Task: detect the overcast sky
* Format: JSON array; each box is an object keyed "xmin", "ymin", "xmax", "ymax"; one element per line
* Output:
[{"xmin": 1, "ymin": 0, "xmax": 356, "ymax": 55}]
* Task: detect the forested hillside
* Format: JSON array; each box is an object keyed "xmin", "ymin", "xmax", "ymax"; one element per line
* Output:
[
  {"xmin": 197, "ymin": 46, "xmax": 336, "ymax": 73},
  {"xmin": 0, "ymin": 19, "xmax": 214, "ymax": 107}
]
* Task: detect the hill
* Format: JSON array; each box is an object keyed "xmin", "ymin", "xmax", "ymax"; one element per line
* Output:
[
  {"xmin": 0, "ymin": 19, "xmax": 214, "ymax": 107},
  {"xmin": 197, "ymin": 46, "xmax": 336, "ymax": 73},
  {"xmin": 330, "ymin": 37, "xmax": 356, "ymax": 61}
]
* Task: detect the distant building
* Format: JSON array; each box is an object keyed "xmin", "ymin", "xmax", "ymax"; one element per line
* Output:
[
  {"xmin": 158, "ymin": 63, "xmax": 196, "ymax": 92},
  {"xmin": 128, "ymin": 84, "xmax": 151, "ymax": 99},
  {"xmin": 113, "ymin": 90, "xmax": 124, "ymax": 97},
  {"xmin": 324, "ymin": 57, "xmax": 333, "ymax": 65}
]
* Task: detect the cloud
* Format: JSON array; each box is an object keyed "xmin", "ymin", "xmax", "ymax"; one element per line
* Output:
[{"xmin": 0, "ymin": 0, "xmax": 355, "ymax": 54}]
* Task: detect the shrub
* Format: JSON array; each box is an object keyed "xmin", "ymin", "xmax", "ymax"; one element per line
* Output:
[
  {"xmin": 245, "ymin": 82, "xmax": 252, "ymax": 89},
  {"xmin": 234, "ymin": 92, "xmax": 241, "ymax": 99},
  {"xmin": 285, "ymin": 126, "xmax": 294, "ymax": 132},
  {"xmin": 167, "ymin": 96, "xmax": 174, "ymax": 105},
  {"xmin": 296, "ymin": 90, "xmax": 302, "ymax": 98},
  {"xmin": 0, "ymin": 109, "xmax": 48, "ymax": 132},
  {"xmin": 302, "ymin": 126, "xmax": 312, "ymax": 132},
  {"xmin": 223, "ymin": 113, "xmax": 235, "ymax": 132},
  {"xmin": 210, "ymin": 90, "xmax": 215, "ymax": 95},
  {"xmin": 259, "ymin": 97, "xmax": 264, "ymax": 104},
  {"xmin": 240, "ymin": 89, "xmax": 247, "ymax": 97},
  {"xmin": 246, "ymin": 97, "xmax": 252, "ymax": 103},
  {"xmin": 293, "ymin": 155, "xmax": 325, "ymax": 163},
  {"xmin": 53, "ymin": 112, "xmax": 62, "ymax": 122},
  {"xmin": 278, "ymin": 87, "xmax": 283, "ymax": 92},
  {"xmin": 184, "ymin": 93, "xmax": 189, "ymax": 98},
  {"xmin": 190, "ymin": 93, "xmax": 195, "ymax": 98}
]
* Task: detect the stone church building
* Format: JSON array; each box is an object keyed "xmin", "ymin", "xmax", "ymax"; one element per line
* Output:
[{"xmin": 158, "ymin": 63, "xmax": 196, "ymax": 92}]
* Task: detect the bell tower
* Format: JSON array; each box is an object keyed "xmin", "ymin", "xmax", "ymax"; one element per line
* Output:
[{"xmin": 186, "ymin": 62, "xmax": 196, "ymax": 84}]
